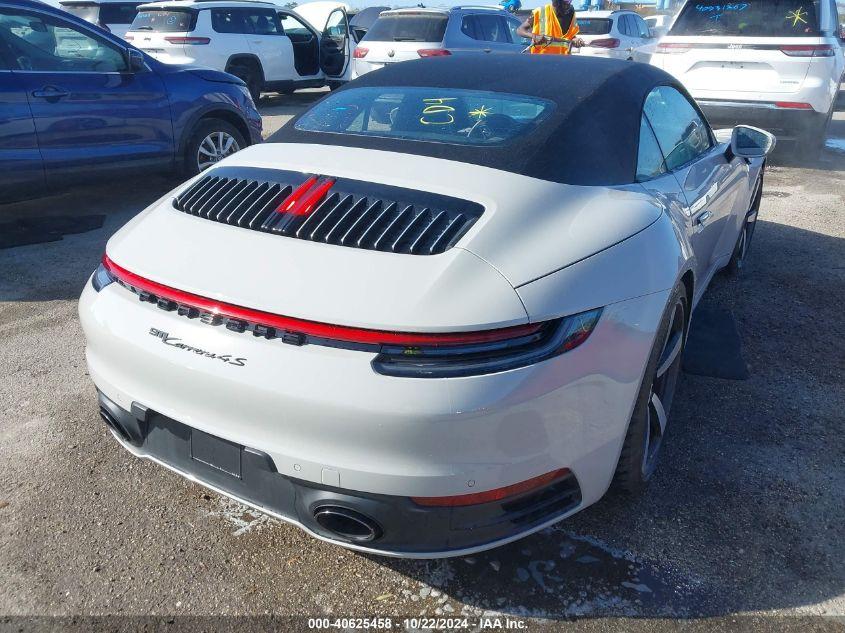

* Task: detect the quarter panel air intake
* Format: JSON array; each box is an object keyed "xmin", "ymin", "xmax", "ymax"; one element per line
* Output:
[{"xmin": 173, "ymin": 167, "xmax": 484, "ymax": 255}]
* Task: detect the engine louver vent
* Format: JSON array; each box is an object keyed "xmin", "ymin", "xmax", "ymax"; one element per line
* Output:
[{"xmin": 172, "ymin": 167, "xmax": 484, "ymax": 256}]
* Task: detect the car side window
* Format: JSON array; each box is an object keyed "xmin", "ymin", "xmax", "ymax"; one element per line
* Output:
[
  {"xmin": 634, "ymin": 15, "xmax": 650, "ymax": 38},
  {"xmin": 211, "ymin": 8, "xmax": 249, "ymax": 34},
  {"xmin": 323, "ymin": 9, "xmax": 347, "ymax": 38},
  {"xmin": 0, "ymin": 9, "xmax": 127, "ymax": 72},
  {"xmin": 461, "ymin": 14, "xmax": 509, "ymax": 42},
  {"xmin": 636, "ymin": 115, "xmax": 666, "ymax": 181},
  {"xmin": 279, "ymin": 13, "xmax": 312, "ymax": 38},
  {"xmin": 643, "ymin": 86, "xmax": 713, "ymax": 172},
  {"xmin": 508, "ymin": 17, "xmax": 528, "ymax": 44},
  {"xmin": 0, "ymin": 32, "xmax": 11, "ymax": 69},
  {"xmin": 244, "ymin": 9, "xmax": 280, "ymax": 35},
  {"xmin": 461, "ymin": 15, "xmax": 479, "ymax": 39},
  {"xmin": 617, "ymin": 14, "xmax": 630, "ymax": 35}
]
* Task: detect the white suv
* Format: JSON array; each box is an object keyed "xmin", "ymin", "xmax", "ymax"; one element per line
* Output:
[
  {"xmin": 126, "ymin": 0, "xmax": 354, "ymax": 100},
  {"xmin": 575, "ymin": 10, "xmax": 654, "ymax": 62},
  {"xmin": 651, "ymin": 0, "xmax": 845, "ymax": 158}
]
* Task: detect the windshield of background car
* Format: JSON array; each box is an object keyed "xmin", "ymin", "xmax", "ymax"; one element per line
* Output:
[
  {"xmin": 294, "ymin": 87, "xmax": 555, "ymax": 146},
  {"xmin": 670, "ymin": 0, "xmax": 820, "ymax": 36},
  {"xmin": 362, "ymin": 13, "xmax": 448, "ymax": 42},
  {"xmin": 60, "ymin": 2, "xmax": 100, "ymax": 22},
  {"xmin": 577, "ymin": 18, "xmax": 612, "ymax": 34},
  {"xmin": 130, "ymin": 9, "xmax": 195, "ymax": 31}
]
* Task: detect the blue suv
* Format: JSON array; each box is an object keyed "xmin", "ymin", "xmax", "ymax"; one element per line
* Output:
[{"xmin": 0, "ymin": 0, "xmax": 262, "ymax": 203}]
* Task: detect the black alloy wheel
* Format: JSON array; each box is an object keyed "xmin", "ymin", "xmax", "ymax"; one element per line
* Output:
[{"xmin": 612, "ymin": 283, "xmax": 688, "ymax": 493}]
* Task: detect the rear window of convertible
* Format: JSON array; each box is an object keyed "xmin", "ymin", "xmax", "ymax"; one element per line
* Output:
[{"xmin": 294, "ymin": 87, "xmax": 555, "ymax": 147}]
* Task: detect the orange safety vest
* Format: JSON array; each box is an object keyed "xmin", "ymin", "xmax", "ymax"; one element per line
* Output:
[{"xmin": 530, "ymin": 4, "xmax": 579, "ymax": 55}]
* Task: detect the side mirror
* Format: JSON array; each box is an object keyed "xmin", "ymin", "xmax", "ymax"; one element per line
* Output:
[
  {"xmin": 731, "ymin": 125, "xmax": 776, "ymax": 159},
  {"xmin": 127, "ymin": 48, "xmax": 145, "ymax": 72}
]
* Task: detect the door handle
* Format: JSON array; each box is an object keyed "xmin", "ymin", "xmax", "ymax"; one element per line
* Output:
[
  {"xmin": 695, "ymin": 210, "xmax": 713, "ymax": 227},
  {"xmin": 483, "ymin": 48, "xmax": 491, "ymax": 53},
  {"xmin": 32, "ymin": 86, "xmax": 70, "ymax": 100}
]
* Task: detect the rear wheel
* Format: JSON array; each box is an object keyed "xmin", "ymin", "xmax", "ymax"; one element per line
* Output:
[
  {"xmin": 183, "ymin": 118, "xmax": 245, "ymax": 176},
  {"xmin": 612, "ymin": 283, "xmax": 687, "ymax": 494},
  {"xmin": 227, "ymin": 63, "xmax": 262, "ymax": 102},
  {"xmin": 797, "ymin": 106, "xmax": 833, "ymax": 162}
]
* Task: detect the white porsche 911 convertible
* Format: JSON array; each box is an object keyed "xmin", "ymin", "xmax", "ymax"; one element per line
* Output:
[{"xmin": 80, "ymin": 56, "xmax": 774, "ymax": 558}]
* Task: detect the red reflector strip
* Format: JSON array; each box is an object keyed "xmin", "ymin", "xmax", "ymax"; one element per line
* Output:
[
  {"xmin": 289, "ymin": 178, "xmax": 335, "ymax": 216},
  {"xmin": 656, "ymin": 42, "xmax": 691, "ymax": 53},
  {"xmin": 588, "ymin": 37, "xmax": 620, "ymax": 48},
  {"xmin": 774, "ymin": 101, "xmax": 813, "ymax": 109},
  {"xmin": 780, "ymin": 44, "xmax": 833, "ymax": 57},
  {"xmin": 412, "ymin": 469, "xmax": 572, "ymax": 507},
  {"xmin": 165, "ymin": 36, "xmax": 210, "ymax": 44},
  {"xmin": 276, "ymin": 175, "xmax": 318, "ymax": 213},
  {"xmin": 102, "ymin": 255, "xmax": 544, "ymax": 346},
  {"xmin": 418, "ymin": 48, "xmax": 451, "ymax": 57}
]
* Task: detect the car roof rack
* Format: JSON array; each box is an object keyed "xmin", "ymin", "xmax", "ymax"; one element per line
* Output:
[{"xmin": 450, "ymin": 5, "xmax": 505, "ymax": 11}]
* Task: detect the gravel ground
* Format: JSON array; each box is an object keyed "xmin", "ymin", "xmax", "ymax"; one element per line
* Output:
[{"xmin": 0, "ymin": 103, "xmax": 843, "ymax": 630}]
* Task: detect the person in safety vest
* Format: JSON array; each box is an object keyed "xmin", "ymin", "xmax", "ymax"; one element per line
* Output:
[{"xmin": 516, "ymin": 0, "xmax": 584, "ymax": 54}]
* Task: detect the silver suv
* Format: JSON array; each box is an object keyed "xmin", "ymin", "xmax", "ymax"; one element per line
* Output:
[{"xmin": 352, "ymin": 5, "xmax": 527, "ymax": 77}]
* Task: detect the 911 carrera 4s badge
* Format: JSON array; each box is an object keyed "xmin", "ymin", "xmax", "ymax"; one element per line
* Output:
[{"xmin": 149, "ymin": 328, "xmax": 247, "ymax": 367}]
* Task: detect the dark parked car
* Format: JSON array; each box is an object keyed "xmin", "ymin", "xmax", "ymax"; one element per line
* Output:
[{"xmin": 0, "ymin": 0, "xmax": 262, "ymax": 203}]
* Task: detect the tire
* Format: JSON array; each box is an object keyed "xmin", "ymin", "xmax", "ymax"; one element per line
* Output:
[
  {"xmin": 182, "ymin": 118, "xmax": 246, "ymax": 177},
  {"xmin": 611, "ymin": 283, "xmax": 688, "ymax": 494},
  {"xmin": 725, "ymin": 171, "xmax": 763, "ymax": 276},
  {"xmin": 227, "ymin": 63, "xmax": 262, "ymax": 102},
  {"xmin": 796, "ymin": 106, "xmax": 833, "ymax": 162}
]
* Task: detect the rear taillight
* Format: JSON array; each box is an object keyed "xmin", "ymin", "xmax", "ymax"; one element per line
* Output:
[
  {"xmin": 165, "ymin": 36, "xmax": 210, "ymax": 45},
  {"xmin": 372, "ymin": 308, "xmax": 602, "ymax": 378},
  {"xmin": 412, "ymin": 469, "xmax": 572, "ymax": 507},
  {"xmin": 588, "ymin": 37, "xmax": 620, "ymax": 49},
  {"xmin": 656, "ymin": 42, "xmax": 690, "ymax": 54},
  {"xmin": 780, "ymin": 44, "xmax": 834, "ymax": 57},
  {"xmin": 353, "ymin": 47, "xmax": 369, "ymax": 58},
  {"xmin": 91, "ymin": 261, "xmax": 115, "ymax": 292},
  {"xmin": 774, "ymin": 101, "xmax": 813, "ymax": 109},
  {"xmin": 417, "ymin": 48, "xmax": 451, "ymax": 57}
]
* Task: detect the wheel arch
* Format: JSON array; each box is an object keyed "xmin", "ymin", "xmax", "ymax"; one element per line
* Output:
[
  {"xmin": 177, "ymin": 105, "xmax": 254, "ymax": 159},
  {"xmin": 225, "ymin": 54, "xmax": 265, "ymax": 82}
]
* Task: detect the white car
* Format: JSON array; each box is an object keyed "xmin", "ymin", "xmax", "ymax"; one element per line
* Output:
[
  {"xmin": 80, "ymin": 56, "xmax": 773, "ymax": 558},
  {"xmin": 352, "ymin": 6, "xmax": 525, "ymax": 79},
  {"xmin": 651, "ymin": 0, "xmax": 845, "ymax": 159},
  {"xmin": 125, "ymin": 0, "xmax": 354, "ymax": 100},
  {"xmin": 575, "ymin": 10, "xmax": 654, "ymax": 62},
  {"xmin": 59, "ymin": 0, "xmax": 143, "ymax": 38}
]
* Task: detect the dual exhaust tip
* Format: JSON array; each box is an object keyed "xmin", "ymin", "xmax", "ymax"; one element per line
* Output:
[{"xmin": 313, "ymin": 505, "xmax": 382, "ymax": 543}]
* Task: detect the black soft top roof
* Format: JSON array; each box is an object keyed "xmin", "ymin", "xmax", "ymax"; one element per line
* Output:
[{"xmin": 269, "ymin": 55, "xmax": 686, "ymax": 186}]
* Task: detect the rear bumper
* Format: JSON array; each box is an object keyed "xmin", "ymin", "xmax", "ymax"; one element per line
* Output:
[
  {"xmin": 698, "ymin": 100, "xmax": 827, "ymax": 140},
  {"xmin": 98, "ymin": 390, "xmax": 582, "ymax": 558},
  {"xmin": 79, "ymin": 277, "xmax": 669, "ymax": 555}
]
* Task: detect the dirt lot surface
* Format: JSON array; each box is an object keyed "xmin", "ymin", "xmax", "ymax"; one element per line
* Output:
[{"xmin": 0, "ymin": 98, "xmax": 843, "ymax": 631}]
